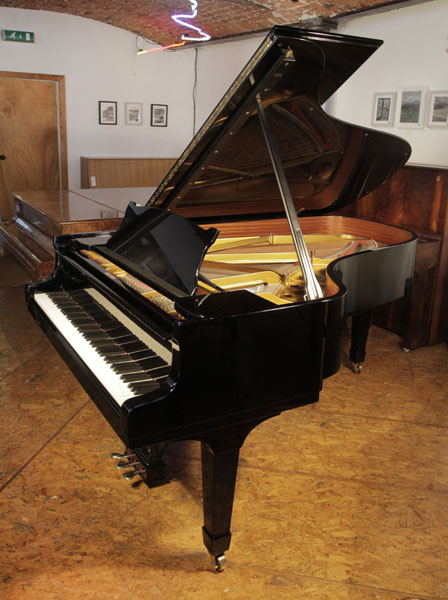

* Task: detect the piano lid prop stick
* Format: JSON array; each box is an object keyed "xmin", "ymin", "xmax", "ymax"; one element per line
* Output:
[{"xmin": 255, "ymin": 94, "xmax": 323, "ymax": 301}]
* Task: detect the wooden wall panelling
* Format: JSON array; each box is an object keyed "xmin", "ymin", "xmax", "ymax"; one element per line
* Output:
[
  {"xmin": 340, "ymin": 166, "xmax": 448, "ymax": 349},
  {"xmin": 80, "ymin": 157, "xmax": 176, "ymax": 188}
]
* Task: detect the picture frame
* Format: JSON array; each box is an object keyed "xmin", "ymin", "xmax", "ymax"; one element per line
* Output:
[
  {"xmin": 151, "ymin": 103, "xmax": 168, "ymax": 127},
  {"xmin": 396, "ymin": 86, "xmax": 427, "ymax": 128},
  {"xmin": 427, "ymin": 91, "xmax": 448, "ymax": 127},
  {"xmin": 98, "ymin": 101, "xmax": 117, "ymax": 125},
  {"xmin": 372, "ymin": 92, "xmax": 396, "ymax": 126},
  {"xmin": 125, "ymin": 102, "xmax": 143, "ymax": 125}
]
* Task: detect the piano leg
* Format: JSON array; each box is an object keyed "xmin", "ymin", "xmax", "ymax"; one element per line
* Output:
[
  {"xmin": 199, "ymin": 418, "xmax": 270, "ymax": 571},
  {"xmin": 201, "ymin": 442, "xmax": 239, "ymax": 571},
  {"xmin": 349, "ymin": 309, "xmax": 373, "ymax": 373}
]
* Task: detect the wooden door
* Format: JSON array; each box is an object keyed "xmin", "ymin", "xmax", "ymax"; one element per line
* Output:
[{"xmin": 0, "ymin": 72, "xmax": 67, "ymax": 219}]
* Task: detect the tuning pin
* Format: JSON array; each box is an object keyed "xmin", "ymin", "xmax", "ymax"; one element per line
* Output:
[{"xmin": 115, "ymin": 460, "xmax": 141, "ymax": 470}]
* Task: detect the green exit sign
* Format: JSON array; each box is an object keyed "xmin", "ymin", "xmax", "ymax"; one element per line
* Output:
[{"xmin": 1, "ymin": 30, "xmax": 35, "ymax": 43}]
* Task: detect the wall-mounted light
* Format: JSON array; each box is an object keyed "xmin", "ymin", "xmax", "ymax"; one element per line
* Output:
[{"xmin": 137, "ymin": 41, "xmax": 186, "ymax": 55}]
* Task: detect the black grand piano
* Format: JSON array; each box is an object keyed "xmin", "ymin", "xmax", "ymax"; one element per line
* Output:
[{"xmin": 26, "ymin": 27, "xmax": 416, "ymax": 571}]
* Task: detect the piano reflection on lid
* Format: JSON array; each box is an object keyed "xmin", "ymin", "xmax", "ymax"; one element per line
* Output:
[{"xmin": 26, "ymin": 26, "xmax": 417, "ymax": 571}]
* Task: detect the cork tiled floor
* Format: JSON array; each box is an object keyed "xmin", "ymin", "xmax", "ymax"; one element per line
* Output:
[{"xmin": 1, "ymin": 254, "xmax": 447, "ymax": 600}]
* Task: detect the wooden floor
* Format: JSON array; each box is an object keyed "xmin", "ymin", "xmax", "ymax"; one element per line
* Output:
[{"xmin": 1, "ymin": 254, "xmax": 447, "ymax": 600}]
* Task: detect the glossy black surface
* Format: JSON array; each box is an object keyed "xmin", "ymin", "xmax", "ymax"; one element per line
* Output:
[{"xmin": 329, "ymin": 236, "xmax": 416, "ymax": 315}]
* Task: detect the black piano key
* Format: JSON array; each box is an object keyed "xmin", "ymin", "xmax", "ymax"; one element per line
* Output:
[
  {"xmin": 127, "ymin": 352, "xmax": 157, "ymax": 363},
  {"xmin": 110, "ymin": 334, "xmax": 137, "ymax": 344},
  {"xmin": 82, "ymin": 333, "xmax": 113, "ymax": 342},
  {"xmin": 121, "ymin": 371, "xmax": 154, "ymax": 383},
  {"xmin": 148, "ymin": 366, "xmax": 170, "ymax": 379},
  {"xmin": 137, "ymin": 356, "xmax": 167, "ymax": 370},
  {"xmin": 112, "ymin": 361, "xmax": 146, "ymax": 373},
  {"xmin": 130, "ymin": 381, "xmax": 160, "ymax": 395},
  {"xmin": 103, "ymin": 350, "xmax": 130, "ymax": 359},
  {"xmin": 118, "ymin": 341, "xmax": 147, "ymax": 352}
]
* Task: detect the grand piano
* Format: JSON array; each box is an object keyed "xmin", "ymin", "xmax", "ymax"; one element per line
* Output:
[{"xmin": 26, "ymin": 27, "xmax": 417, "ymax": 571}]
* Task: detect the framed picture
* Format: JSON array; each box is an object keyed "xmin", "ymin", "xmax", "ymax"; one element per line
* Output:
[
  {"xmin": 427, "ymin": 91, "xmax": 448, "ymax": 127},
  {"xmin": 372, "ymin": 93, "xmax": 396, "ymax": 126},
  {"xmin": 98, "ymin": 101, "xmax": 117, "ymax": 125},
  {"xmin": 125, "ymin": 102, "xmax": 143, "ymax": 125},
  {"xmin": 396, "ymin": 86, "xmax": 427, "ymax": 128},
  {"xmin": 151, "ymin": 104, "xmax": 168, "ymax": 127}
]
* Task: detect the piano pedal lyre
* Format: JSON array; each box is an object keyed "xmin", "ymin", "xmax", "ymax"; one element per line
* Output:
[
  {"xmin": 110, "ymin": 444, "xmax": 170, "ymax": 489},
  {"xmin": 110, "ymin": 449, "xmax": 147, "ymax": 486}
]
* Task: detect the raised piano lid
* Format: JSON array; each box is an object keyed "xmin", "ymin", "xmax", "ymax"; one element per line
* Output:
[
  {"xmin": 101, "ymin": 26, "xmax": 412, "ymax": 301},
  {"xmin": 147, "ymin": 25, "xmax": 411, "ymax": 218}
]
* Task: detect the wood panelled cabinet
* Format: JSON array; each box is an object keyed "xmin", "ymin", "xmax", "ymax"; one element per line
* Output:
[
  {"xmin": 80, "ymin": 157, "xmax": 176, "ymax": 189},
  {"xmin": 337, "ymin": 165, "xmax": 448, "ymax": 350}
]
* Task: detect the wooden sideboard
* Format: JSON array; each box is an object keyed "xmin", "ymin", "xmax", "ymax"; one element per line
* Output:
[
  {"xmin": 0, "ymin": 188, "xmax": 154, "ymax": 278},
  {"xmin": 80, "ymin": 157, "xmax": 176, "ymax": 189},
  {"xmin": 336, "ymin": 164, "xmax": 448, "ymax": 349}
]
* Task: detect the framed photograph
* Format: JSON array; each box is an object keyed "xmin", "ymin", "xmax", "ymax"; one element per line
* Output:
[
  {"xmin": 151, "ymin": 104, "xmax": 168, "ymax": 127},
  {"xmin": 125, "ymin": 102, "xmax": 143, "ymax": 125},
  {"xmin": 98, "ymin": 101, "xmax": 117, "ymax": 125},
  {"xmin": 427, "ymin": 91, "xmax": 448, "ymax": 127},
  {"xmin": 372, "ymin": 93, "xmax": 396, "ymax": 126},
  {"xmin": 396, "ymin": 86, "xmax": 427, "ymax": 128}
]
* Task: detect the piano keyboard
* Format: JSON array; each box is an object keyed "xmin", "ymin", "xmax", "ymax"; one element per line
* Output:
[{"xmin": 34, "ymin": 288, "xmax": 172, "ymax": 406}]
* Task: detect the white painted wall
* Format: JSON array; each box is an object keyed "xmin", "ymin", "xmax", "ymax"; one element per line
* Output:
[
  {"xmin": 0, "ymin": 7, "xmax": 196, "ymax": 188},
  {"xmin": 330, "ymin": 0, "xmax": 448, "ymax": 168},
  {"xmin": 2, "ymin": 1, "xmax": 446, "ymax": 192}
]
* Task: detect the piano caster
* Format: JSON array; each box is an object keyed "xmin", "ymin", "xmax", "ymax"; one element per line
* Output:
[
  {"xmin": 402, "ymin": 347, "xmax": 410, "ymax": 353},
  {"xmin": 213, "ymin": 553, "xmax": 227, "ymax": 573},
  {"xmin": 352, "ymin": 362, "xmax": 363, "ymax": 374}
]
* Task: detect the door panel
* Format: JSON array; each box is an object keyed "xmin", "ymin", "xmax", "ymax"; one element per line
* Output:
[{"xmin": 0, "ymin": 73, "xmax": 67, "ymax": 219}]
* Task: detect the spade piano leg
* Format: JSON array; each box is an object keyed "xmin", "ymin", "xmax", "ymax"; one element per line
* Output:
[
  {"xmin": 199, "ymin": 418, "xmax": 268, "ymax": 572},
  {"xmin": 349, "ymin": 309, "xmax": 373, "ymax": 373}
]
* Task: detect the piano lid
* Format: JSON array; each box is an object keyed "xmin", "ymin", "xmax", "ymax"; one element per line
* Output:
[{"xmin": 148, "ymin": 26, "xmax": 411, "ymax": 218}]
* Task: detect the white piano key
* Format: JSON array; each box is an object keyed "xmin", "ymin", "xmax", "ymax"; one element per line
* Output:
[{"xmin": 34, "ymin": 289, "xmax": 172, "ymax": 406}]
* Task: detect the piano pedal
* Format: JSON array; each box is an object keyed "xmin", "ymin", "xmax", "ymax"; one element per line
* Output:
[
  {"xmin": 123, "ymin": 467, "xmax": 146, "ymax": 481},
  {"xmin": 110, "ymin": 451, "xmax": 136, "ymax": 460},
  {"xmin": 115, "ymin": 460, "xmax": 142, "ymax": 470}
]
